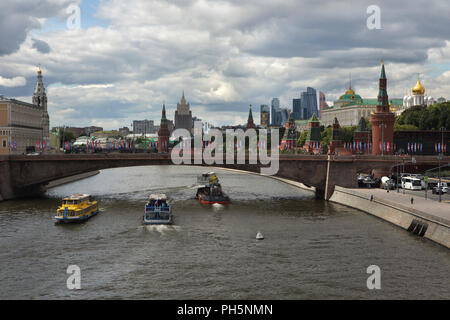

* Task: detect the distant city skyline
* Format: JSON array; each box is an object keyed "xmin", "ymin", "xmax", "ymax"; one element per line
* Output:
[{"xmin": 1, "ymin": 0, "xmax": 450, "ymax": 130}]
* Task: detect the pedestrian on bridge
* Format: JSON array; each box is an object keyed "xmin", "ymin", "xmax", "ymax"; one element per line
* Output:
[{"xmin": 411, "ymin": 197, "xmax": 414, "ymax": 205}]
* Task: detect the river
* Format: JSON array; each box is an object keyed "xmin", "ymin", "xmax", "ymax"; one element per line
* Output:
[{"xmin": 0, "ymin": 165, "xmax": 448, "ymax": 299}]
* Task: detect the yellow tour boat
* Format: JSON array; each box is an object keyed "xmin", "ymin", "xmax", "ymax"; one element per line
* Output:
[{"xmin": 55, "ymin": 194, "xmax": 99, "ymax": 223}]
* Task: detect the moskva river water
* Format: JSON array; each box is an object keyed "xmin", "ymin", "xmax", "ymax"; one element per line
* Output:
[{"xmin": 0, "ymin": 166, "xmax": 448, "ymax": 299}]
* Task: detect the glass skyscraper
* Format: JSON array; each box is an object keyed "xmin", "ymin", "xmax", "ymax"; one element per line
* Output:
[
  {"xmin": 271, "ymin": 98, "xmax": 281, "ymax": 125},
  {"xmin": 292, "ymin": 98, "xmax": 301, "ymax": 120},
  {"xmin": 298, "ymin": 87, "xmax": 318, "ymax": 120}
]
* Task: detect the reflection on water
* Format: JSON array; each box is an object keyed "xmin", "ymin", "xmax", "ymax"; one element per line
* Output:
[{"xmin": 0, "ymin": 165, "xmax": 449, "ymax": 299}]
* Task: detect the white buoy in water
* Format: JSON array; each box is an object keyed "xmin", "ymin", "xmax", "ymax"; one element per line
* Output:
[{"xmin": 256, "ymin": 231, "xmax": 264, "ymax": 240}]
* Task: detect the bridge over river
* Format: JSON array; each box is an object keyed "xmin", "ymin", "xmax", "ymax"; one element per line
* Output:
[{"xmin": 0, "ymin": 153, "xmax": 447, "ymax": 201}]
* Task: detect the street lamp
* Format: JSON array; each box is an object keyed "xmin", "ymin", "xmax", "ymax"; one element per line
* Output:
[
  {"xmin": 438, "ymin": 127, "xmax": 446, "ymax": 203},
  {"xmin": 402, "ymin": 157, "xmax": 405, "ymax": 194},
  {"xmin": 396, "ymin": 152, "xmax": 399, "ymax": 193}
]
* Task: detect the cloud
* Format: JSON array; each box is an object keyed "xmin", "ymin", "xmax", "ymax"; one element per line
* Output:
[
  {"xmin": 0, "ymin": 0, "xmax": 79, "ymax": 56},
  {"xmin": 0, "ymin": 76, "xmax": 26, "ymax": 87},
  {"xmin": 31, "ymin": 38, "xmax": 51, "ymax": 54},
  {"xmin": 1, "ymin": 0, "xmax": 450, "ymax": 129}
]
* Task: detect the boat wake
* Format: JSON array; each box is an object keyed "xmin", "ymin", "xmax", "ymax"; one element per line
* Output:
[
  {"xmin": 142, "ymin": 224, "xmax": 181, "ymax": 234},
  {"xmin": 212, "ymin": 203, "xmax": 224, "ymax": 211}
]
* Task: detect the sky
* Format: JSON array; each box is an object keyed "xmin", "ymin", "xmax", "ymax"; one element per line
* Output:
[{"xmin": 1, "ymin": 0, "xmax": 450, "ymax": 130}]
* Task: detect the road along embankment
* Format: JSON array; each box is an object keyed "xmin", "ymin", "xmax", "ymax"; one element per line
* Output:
[
  {"xmin": 46, "ymin": 170, "xmax": 100, "ymax": 189},
  {"xmin": 329, "ymin": 186, "xmax": 450, "ymax": 249}
]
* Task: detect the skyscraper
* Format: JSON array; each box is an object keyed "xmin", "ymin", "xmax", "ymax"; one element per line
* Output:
[
  {"xmin": 279, "ymin": 108, "xmax": 290, "ymax": 126},
  {"xmin": 174, "ymin": 91, "xmax": 193, "ymax": 133},
  {"xmin": 318, "ymin": 91, "xmax": 329, "ymax": 118},
  {"xmin": 271, "ymin": 98, "xmax": 280, "ymax": 125},
  {"xmin": 300, "ymin": 87, "xmax": 318, "ymax": 120},
  {"xmin": 292, "ymin": 98, "xmax": 301, "ymax": 120},
  {"xmin": 260, "ymin": 104, "xmax": 270, "ymax": 128}
]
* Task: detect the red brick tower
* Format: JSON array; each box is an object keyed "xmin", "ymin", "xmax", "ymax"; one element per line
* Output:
[
  {"xmin": 370, "ymin": 61, "xmax": 395, "ymax": 155},
  {"xmin": 328, "ymin": 117, "xmax": 343, "ymax": 154},
  {"xmin": 158, "ymin": 104, "xmax": 170, "ymax": 153},
  {"xmin": 246, "ymin": 104, "xmax": 255, "ymax": 130}
]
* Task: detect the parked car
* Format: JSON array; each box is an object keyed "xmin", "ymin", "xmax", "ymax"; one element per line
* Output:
[
  {"xmin": 432, "ymin": 182, "xmax": 448, "ymax": 194},
  {"xmin": 381, "ymin": 176, "xmax": 396, "ymax": 190}
]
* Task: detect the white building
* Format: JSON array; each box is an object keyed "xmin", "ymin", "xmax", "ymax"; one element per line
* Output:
[{"xmin": 402, "ymin": 78, "xmax": 435, "ymax": 113}]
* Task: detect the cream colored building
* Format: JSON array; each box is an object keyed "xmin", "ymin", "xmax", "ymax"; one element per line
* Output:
[
  {"xmin": 321, "ymin": 85, "xmax": 402, "ymax": 127},
  {"xmin": 0, "ymin": 66, "xmax": 50, "ymax": 155}
]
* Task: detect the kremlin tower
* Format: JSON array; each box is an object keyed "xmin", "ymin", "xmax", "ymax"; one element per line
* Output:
[
  {"xmin": 246, "ymin": 104, "xmax": 255, "ymax": 130},
  {"xmin": 370, "ymin": 61, "xmax": 395, "ymax": 155},
  {"xmin": 158, "ymin": 103, "xmax": 170, "ymax": 153}
]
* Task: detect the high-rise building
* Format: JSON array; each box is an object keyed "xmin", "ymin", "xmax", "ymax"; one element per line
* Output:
[
  {"xmin": 300, "ymin": 87, "xmax": 318, "ymax": 120},
  {"xmin": 260, "ymin": 104, "xmax": 270, "ymax": 128},
  {"xmin": 292, "ymin": 98, "xmax": 301, "ymax": 120},
  {"xmin": 280, "ymin": 108, "xmax": 290, "ymax": 126},
  {"xmin": 174, "ymin": 91, "xmax": 193, "ymax": 133},
  {"xmin": 271, "ymin": 98, "xmax": 280, "ymax": 125},
  {"xmin": 133, "ymin": 119, "xmax": 154, "ymax": 134},
  {"xmin": 318, "ymin": 91, "xmax": 329, "ymax": 118}
]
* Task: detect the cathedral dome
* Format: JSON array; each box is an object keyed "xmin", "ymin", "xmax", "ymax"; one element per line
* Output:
[
  {"xmin": 345, "ymin": 86, "xmax": 355, "ymax": 95},
  {"xmin": 412, "ymin": 79, "xmax": 425, "ymax": 95}
]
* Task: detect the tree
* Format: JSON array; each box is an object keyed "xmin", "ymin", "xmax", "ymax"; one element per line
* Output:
[
  {"xmin": 297, "ymin": 131, "xmax": 308, "ymax": 147},
  {"xmin": 396, "ymin": 102, "xmax": 450, "ymax": 130}
]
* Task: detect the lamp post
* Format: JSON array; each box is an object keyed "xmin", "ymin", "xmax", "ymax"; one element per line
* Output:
[
  {"xmin": 438, "ymin": 127, "xmax": 445, "ymax": 202},
  {"xmin": 402, "ymin": 157, "xmax": 405, "ymax": 194},
  {"xmin": 396, "ymin": 152, "xmax": 399, "ymax": 193}
]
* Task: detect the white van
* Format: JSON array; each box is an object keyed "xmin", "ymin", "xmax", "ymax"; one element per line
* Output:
[{"xmin": 401, "ymin": 176, "xmax": 422, "ymax": 190}]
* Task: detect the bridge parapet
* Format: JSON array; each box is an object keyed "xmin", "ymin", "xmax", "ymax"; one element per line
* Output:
[{"xmin": 0, "ymin": 154, "xmax": 448, "ymax": 201}]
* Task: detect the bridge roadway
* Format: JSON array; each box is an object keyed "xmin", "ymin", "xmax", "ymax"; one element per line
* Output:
[{"xmin": 0, "ymin": 153, "xmax": 448, "ymax": 201}]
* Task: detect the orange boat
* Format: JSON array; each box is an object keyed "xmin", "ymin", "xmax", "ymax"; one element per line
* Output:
[{"xmin": 195, "ymin": 172, "xmax": 230, "ymax": 204}]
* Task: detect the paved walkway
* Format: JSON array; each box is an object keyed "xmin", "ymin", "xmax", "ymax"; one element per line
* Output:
[{"xmin": 348, "ymin": 188, "xmax": 450, "ymax": 226}]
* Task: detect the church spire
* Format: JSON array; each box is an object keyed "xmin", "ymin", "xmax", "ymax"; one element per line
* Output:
[
  {"xmin": 33, "ymin": 64, "xmax": 50, "ymax": 152},
  {"xmin": 33, "ymin": 65, "xmax": 46, "ymax": 107},
  {"xmin": 246, "ymin": 104, "xmax": 255, "ymax": 129},
  {"xmin": 380, "ymin": 59, "xmax": 386, "ymax": 79},
  {"xmin": 161, "ymin": 103, "xmax": 167, "ymax": 123}
]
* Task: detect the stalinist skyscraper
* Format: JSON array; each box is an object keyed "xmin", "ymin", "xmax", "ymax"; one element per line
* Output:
[
  {"xmin": 32, "ymin": 65, "xmax": 50, "ymax": 149},
  {"xmin": 174, "ymin": 91, "xmax": 192, "ymax": 133}
]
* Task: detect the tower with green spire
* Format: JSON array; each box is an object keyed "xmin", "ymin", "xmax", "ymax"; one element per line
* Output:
[
  {"xmin": 281, "ymin": 111, "xmax": 298, "ymax": 152},
  {"xmin": 370, "ymin": 60, "xmax": 395, "ymax": 155},
  {"xmin": 303, "ymin": 113, "xmax": 322, "ymax": 153}
]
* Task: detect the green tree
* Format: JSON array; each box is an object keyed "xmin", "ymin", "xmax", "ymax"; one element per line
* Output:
[
  {"xmin": 396, "ymin": 102, "xmax": 450, "ymax": 130},
  {"xmin": 297, "ymin": 130, "xmax": 308, "ymax": 147}
]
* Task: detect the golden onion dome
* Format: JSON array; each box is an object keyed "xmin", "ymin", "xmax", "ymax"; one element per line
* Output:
[
  {"xmin": 345, "ymin": 85, "xmax": 355, "ymax": 95},
  {"xmin": 412, "ymin": 79, "xmax": 425, "ymax": 95}
]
